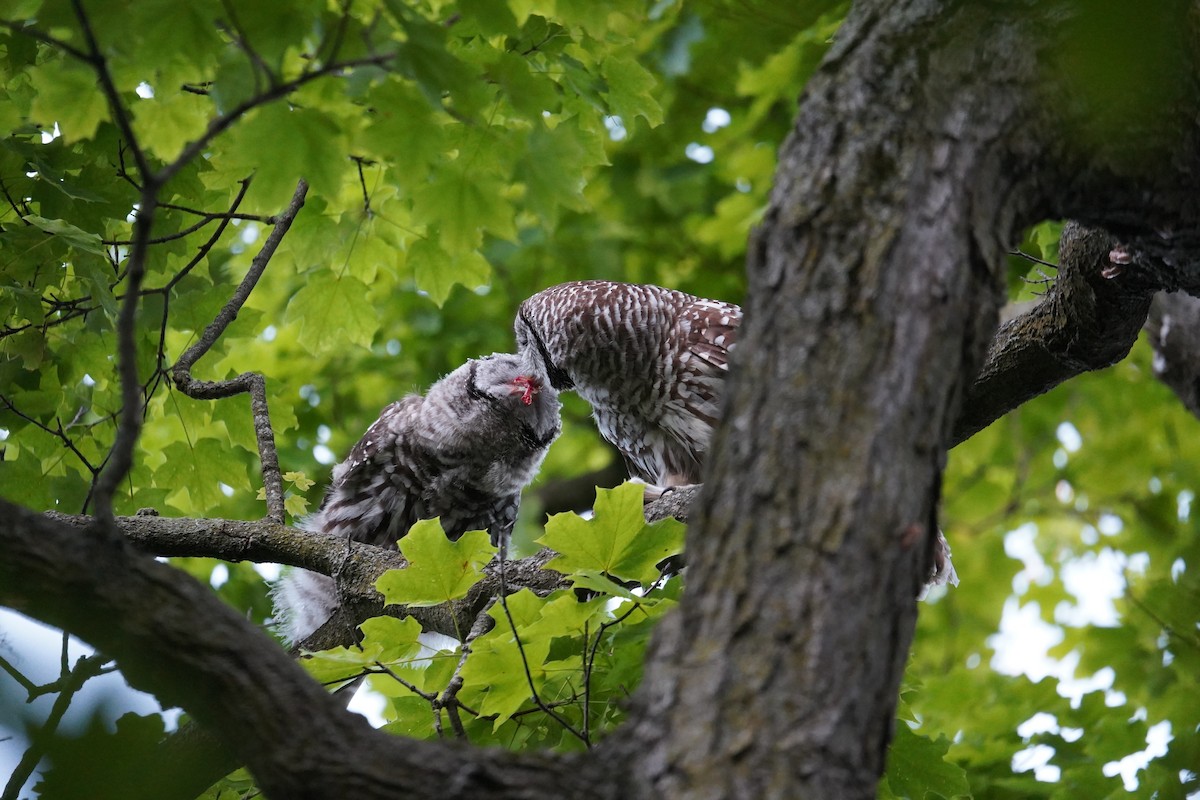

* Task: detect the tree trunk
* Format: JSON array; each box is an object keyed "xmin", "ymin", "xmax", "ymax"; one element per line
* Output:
[{"xmin": 612, "ymin": 1, "xmax": 1200, "ymax": 798}]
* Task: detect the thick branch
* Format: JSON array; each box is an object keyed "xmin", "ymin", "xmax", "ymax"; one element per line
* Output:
[
  {"xmin": 952, "ymin": 223, "xmax": 1164, "ymax": 445},
  {"xmin": 44, "ymin": 512, "xmax": 567, "ymax": 646},
  {"xmin": 2, "ymin": 501, "xmax": 611, "ymax": 800}
]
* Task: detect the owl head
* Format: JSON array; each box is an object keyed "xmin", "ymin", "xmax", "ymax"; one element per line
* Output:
[
  {"xmin": 514, "ymin": 306, "xmax": 575, "ymax": 390},
  {"xmin": 467, "ymin": 352, "xmax": 561, "ymax": 429}
]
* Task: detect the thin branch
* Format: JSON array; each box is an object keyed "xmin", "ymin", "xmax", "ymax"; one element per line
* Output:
[
  {"xmin": 352, "ymin": 156, "xmax": 374, "ymax": 215},
  {"xmin": 318, "ymin": 0, "xmax": 354, "ymax": 66},
  {"xmin": 139, "ymin": 178, "xmax": 255, "ymax": 405},
  {"xmin": 170, "ymin": 180, "xmax": 309, "ymax": 522},
  {"xmin": 0, "ymin": 393, "xmax": 98, "ymax": 476},
  {"xmin": 70, "ymin": 0, "xmax": 160, "ymax": 526},
  {"xmin": 582, "ymin": 601, "xmax": 644, "ymax": 739},
  {"xmin": 156, "ymin": 201, "xmax": 271, "ymax": 223},
  {"xmin": 1126, "ymin": 582, "xmax": 1200, "ymax": 651},
  {"xmin": 88, "ymin": 188, "xmax": 155, "ymax": 524},
  {"xmin": 0, "ymin": 176, "xmax": 31, "ymax": 220},
  {"xmin": 1009, "ymin": 248, "xmax": 1059, "ymax": 270},
  {"xmin": 497, "ymin": 568, "xmax": 588, "ymax": 745},
  {"xmin": 369, "ymin": 661, "xmax": 437, "ymax": 702},
  {"xmin": 218, "ymin": 0, "xmax": 277, "ymax": 90},
  {"xmin": 0, "ymin": 653, "xmax": 110, "ymax": 800},
  {"xmin": 0, "ymin": 18, "xmax": 90, "ymax": 62},
  {"xmin": 434, "ymin": 598, "xmax": 497, "ymax": 740},
  {"xmin": 71, "ymin": 0, "xmax": 151, "ymax": 182},
  {"xmin": 158, "ymin": 53, "xmax": 395, "ymax": 188},
  {"xmin": 0, "ymin": 305, "xmax": 94, "ymax": 340},
  {"xmin": 101, "ymin": 213, "xmax": 223, "ymax": 247},
  {"xmin": 2, "ymin": 180, "xmax": 254, "ymax": 351},
  {"xmin": 0, "ymin": 654, "xmax": 37, "ymax": 694}
]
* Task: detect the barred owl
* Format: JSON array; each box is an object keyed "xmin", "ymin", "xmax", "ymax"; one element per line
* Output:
[
  {"xmin": 273, "ymin": 353, "xmax": 562, "ymax": 644},
  {"xmin": 516, "ymin": 280, "xmax": 739, "ymax": 491},
  {"xmin": 515, "ymin": 280, "xmax": 957, "ymax": 590}
]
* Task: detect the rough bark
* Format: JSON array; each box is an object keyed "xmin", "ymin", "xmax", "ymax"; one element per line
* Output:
[
  {"xmin": 0, "ymin": 499, "xmax": 613, "ymax": 800},
  {"xmin": 44, "ymin": 511, "xmax": 568, "ymax": 649},
  {"xmin": 952, "ymin": 223, "xmax": 1163, "ymax": 445},
  {"xmin": 1146, "ymin": 291, "xmax": 1200, "ymax": 416},
  {"xmin": 612, "ymin": 2, "xmax": 1200, "ymax": 799}
]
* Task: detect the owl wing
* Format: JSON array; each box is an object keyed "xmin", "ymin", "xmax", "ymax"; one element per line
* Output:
[
  {"xmin": 673, "ymin": 298, "xmax": 742, "ymax": 428},
  {"xmin": 314, "ymin": 396, "xmax": 425, "ymax": 547}
]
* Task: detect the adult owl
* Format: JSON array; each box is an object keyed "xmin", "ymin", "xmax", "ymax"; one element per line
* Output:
[
  {"xmin": 515, "ymin": 280, "xmax": 957, "ymax": 590},
  {"xmin": 515, "ymin": 280, "xmax": 739, "ymax": 492},
  {"xmin": 273, "ymin": 353, "xmax": 562, "ymax": 644}
]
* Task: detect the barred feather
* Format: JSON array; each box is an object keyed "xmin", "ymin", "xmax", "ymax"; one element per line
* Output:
[
  {"xmin": 273, "ymin": 353, "xmax": 561, "ymax": 644},
  {"xmin": 515, "ymin": 280, "xmax": 958, "ymax": 591},
  {"xmin": 516, "ymin": 280, "xmax": 740, "ymax": 488}
]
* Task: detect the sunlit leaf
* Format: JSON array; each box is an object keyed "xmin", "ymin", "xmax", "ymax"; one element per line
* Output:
[
  {"xmin": 284, "ymin": 271, "xmax": 379, "ymax": 354},
  {"xmin": 540, "ymin": 482, "xmax": 685, "ymax": 585},
  {"xmin": 376, "ymin": 521, "xmax": 493, "ymax": 607}
]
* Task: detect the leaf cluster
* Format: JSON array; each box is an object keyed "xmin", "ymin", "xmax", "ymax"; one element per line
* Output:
[{"xmin": 289, "ymin": 484, "xmax": 684, "ymax": 757}]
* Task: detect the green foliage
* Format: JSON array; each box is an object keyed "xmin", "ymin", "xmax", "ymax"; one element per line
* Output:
[
  {"xmin": 1, "ymin": 1, "xmax": 1196, "ymax": 798},
  {"xmin": 908, "ymin": 341, "xmax": 1200, "ymax": 799},
  {"xmin": 296, "ymin": 485, "xmax": 680, "ymax": 751},
  {"xmin": 377, "ymin": 521, "xmax": 493, "ymax": 607},
  {"xmin": 541, "ymin": 482, "xmax": 686, "ymax": 585}
]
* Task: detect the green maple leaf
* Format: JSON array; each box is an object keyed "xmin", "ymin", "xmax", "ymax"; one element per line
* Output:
[
  {"xmin": 408, "ymin": 237, "xmax": 491, "ymax": 306},
  {"xmin": 376, "ymin": 520, "xmax": 494, "ymax": 607},
  {"xmin": 284, "ymin": 271, "xmax": 379, "ymax": 354},
  {"xmin": 540, "ymin": 482, "xmax": 685, "ymax": 585}
]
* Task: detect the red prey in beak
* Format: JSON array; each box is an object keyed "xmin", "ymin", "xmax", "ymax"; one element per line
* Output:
[{"xmin": 512, "ymin": 375, "xmax": 541, "ymax": 406}]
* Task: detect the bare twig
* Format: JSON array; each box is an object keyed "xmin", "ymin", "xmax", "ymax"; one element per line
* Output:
[
  {"xmin": 497, "ymin": 571, "xmax": 588, "ymax": 745},
  {"xmin": 101, "ymin": 214, "xmax": 228, "ymax": 247},
  {"xmin": 1126, "ymin": 582, "xmax": 1200, "ymax": 651},
  {"xmin": 71, "ymin": 0, "xmax": 150, "ymax": 181},
  {"xmin": 157, "ymin": 53, "xmax": 395, "ymax": 188},
  {"xmin": 138, "ymin": 178, "xmax": 256, "ymax": 406},
  {"xmin": 434, "ymin": 598, "xmax": 497, "ymax": 739},
  {"xmin": 0, "ymin": 176, "xmax": 31, "ymax": 219},
  {"xmin": 0, "ymin": 18, "xmax": 90, "ymax": 62},
  {"xmin": 369, "ymin": 661, "xmax": 437, "ymax": 701},
  {"xmin": 582, "ymin": 601, "xmax": 645, "ymax": 739},
  {"xmin": 0, "ymin": 654, "xmax": 37, "ymax": 694},
  {"xmin": 6, "ymin": 11, "xmax": 392, "ymax": 525},
  {"xmin": 157, "ymin": 196, "xmax": 271, "ymax": 221},
  {"xmin": 171, "ymin": 180, "xmax": 309, "ymax": 522},
  {"xmin": 0, "ymin": 393, "xmax": 99, "ymax": 477},
  {"xmin": 0, "ymin": 651, "xmax": 110, "ymax": 800},
  {"xmin": 1009, "ymin": 248, "xmax": 1059, "ymax": 270},
  {"xmin": 218, "ymin": 0, "xmax": 277, "ymax": 90},
  {"xmin": 352, "ymin": 155, "xmax": 375, "ymax": 215}
]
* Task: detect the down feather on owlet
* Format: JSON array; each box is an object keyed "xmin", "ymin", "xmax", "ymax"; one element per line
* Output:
[
  {"xmin": 515, "ymin": 280, "xmax": 958, "ymax": 592},
  {"xmin": 273, "ymin": 352, "xmax": 561, "ymax": 645}
]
